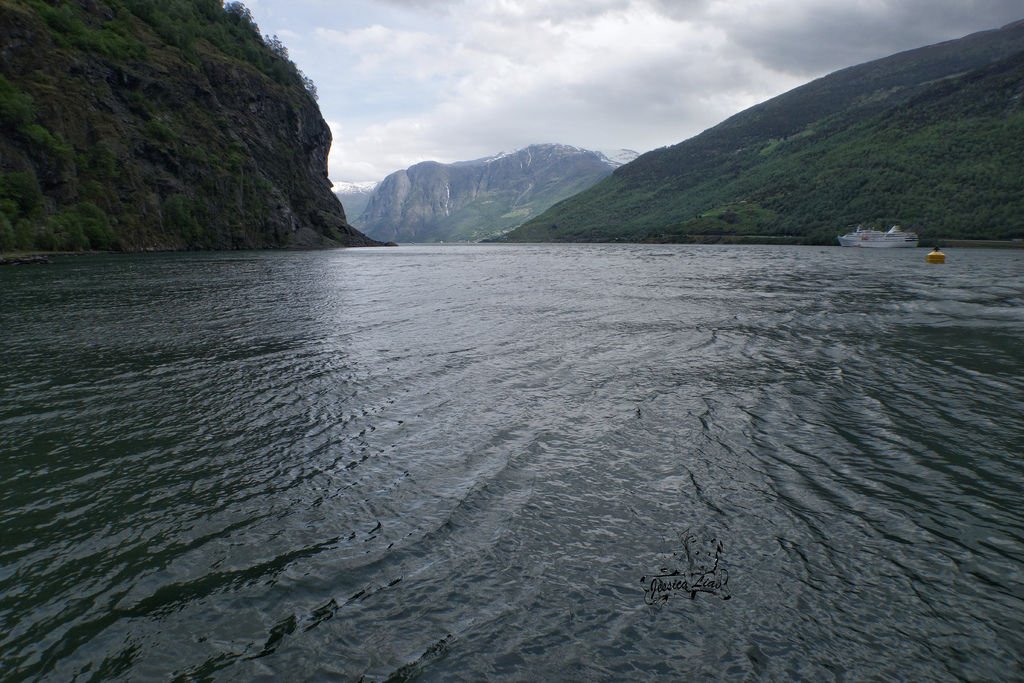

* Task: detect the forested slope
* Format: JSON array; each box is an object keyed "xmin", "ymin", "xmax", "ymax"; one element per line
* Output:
[
  {"xmin": 0, "ymin": 0, "xmax": 379, "ymax": 251},
  {"xmin": 507, "ymin": 20, "xmax": 1024, "ymax": 244}
]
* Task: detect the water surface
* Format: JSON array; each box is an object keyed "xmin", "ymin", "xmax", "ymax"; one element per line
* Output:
[{"xmin": 2, "ymin": 244, "xmax": 1022, "ymax": 680}]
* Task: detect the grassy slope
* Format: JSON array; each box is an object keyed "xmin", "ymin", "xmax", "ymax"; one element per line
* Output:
[{"xmin": 508, "ymin": 21, "xmax": 1024, "ymax": 243}]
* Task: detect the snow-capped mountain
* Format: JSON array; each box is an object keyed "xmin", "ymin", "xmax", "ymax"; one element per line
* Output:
[
  {"xmin": 597, "ymin": 149, "xmax": 640, "ymax": 166},
  {"xmin": 333, "ymin": 181, "xmax": 379, "ymax": 221}
]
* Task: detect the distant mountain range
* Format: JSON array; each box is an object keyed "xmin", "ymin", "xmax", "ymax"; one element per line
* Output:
[
  {"xmin": 505, "ymin": 20, "xmax": 1024, "ymax": 244},
  {"xmin": 333, "ymin": 181, "xmax": 378, "ymax": 224},
  {"xmin": 347, "ymin": 144, "xmax": 637, "ymax": 243}
]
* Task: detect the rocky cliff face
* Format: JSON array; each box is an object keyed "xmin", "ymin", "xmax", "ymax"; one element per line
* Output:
[
  {"xmin": 0, "ymin": 0, "xmax": 380, "ymax": 251},
  {"xmin": 356, "ymin": 144, "xmax": 633, "ymax": 243}
]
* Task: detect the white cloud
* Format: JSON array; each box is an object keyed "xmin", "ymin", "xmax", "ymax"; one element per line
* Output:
[{"xmin": 250, "ymin": 0, "xmax": 1024, "ymax": 182}]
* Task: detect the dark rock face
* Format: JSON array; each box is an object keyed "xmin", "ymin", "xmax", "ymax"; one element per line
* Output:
[
  {"xmin": 0, "ymin": 1, "xmax": 381, "ymax": 251},
  {"xmin": 357, "ymin": 144, "xmax": 629, "ymax": 243}
]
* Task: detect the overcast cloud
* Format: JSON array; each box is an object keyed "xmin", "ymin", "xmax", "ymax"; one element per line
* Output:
[{"xmin": 243, "ymin": 0, "xmax": 1023, "ymax": 185}]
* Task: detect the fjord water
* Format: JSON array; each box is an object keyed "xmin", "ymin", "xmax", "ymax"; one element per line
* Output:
[{"xmin": 2, "ymin": 244, "xmax": 1022, "ymax": 681}]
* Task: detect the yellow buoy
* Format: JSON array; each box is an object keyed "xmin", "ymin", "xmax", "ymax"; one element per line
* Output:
[{"xmin": 926, "ymin": 248, "xmax": 945, "ymax": 264}]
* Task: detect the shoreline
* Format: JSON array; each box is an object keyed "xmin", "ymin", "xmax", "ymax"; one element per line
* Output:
[
  {"xmin": 4, "ymin": 238, "xmax": 1022, "ymax": 261},
  {"xmin": 930, "ymin": 239, "xmax": 1024, "ymax": 249},
  {"xmin": 0, "ymin": 243, "xmax": 387, "ymax": 264}
]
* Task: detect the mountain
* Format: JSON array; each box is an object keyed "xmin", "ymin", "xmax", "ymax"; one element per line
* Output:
[
  {"xmin": 356, "ymin": 144, "xmax": 634, "ymax": 243},
  {"xmin": 0, "ymin": 0, "xmax": 381, "ymax": 252},
  {"xmin": 506, "ymin": 20, "xmax": 1024, "ymax": 244},
  {"xmin": 333, "ymin": 181, "xmax": 378, "ymax": 224},
  {"xmin": 598, "ymin": 149, "xmax": 642, "ymax": 166}
]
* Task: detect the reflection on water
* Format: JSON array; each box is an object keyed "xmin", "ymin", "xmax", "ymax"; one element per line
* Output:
[{"xmin": 1, "ymin": 245, "xmax": 1022, "ymax": 680}]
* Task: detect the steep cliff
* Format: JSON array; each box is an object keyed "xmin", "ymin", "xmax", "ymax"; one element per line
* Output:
[
  {"xmin": 356, "ymin": 144, "xmax": 634, "ymax": 243},
  {"xmin": 0, "ymin": 0, "xmax": 381, "ymax": 251}
]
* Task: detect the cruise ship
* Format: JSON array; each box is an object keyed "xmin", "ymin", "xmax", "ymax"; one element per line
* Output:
[{"xmin": 838, "ymin": 225, "xmax": 918, "ymax": 248}]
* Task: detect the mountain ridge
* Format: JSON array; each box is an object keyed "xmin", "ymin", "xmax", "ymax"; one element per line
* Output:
[
  {"xmin": 355, "ymin": 143, "xmax": 636, "ymax": 243},
  {"xmin": 506, "ymin": 20, "xmax": 1024, "ymax": 244}
]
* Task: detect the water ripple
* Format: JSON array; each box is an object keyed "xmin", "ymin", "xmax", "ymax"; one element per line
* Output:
[{"xmin": 1, "ymin": 246, "xmax": 1022, "ymax": 680}]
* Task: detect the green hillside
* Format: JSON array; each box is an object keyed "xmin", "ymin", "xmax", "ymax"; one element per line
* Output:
[
  {"xmin": 507, "ymin": 20, "xmax": 1024, "ymax": 244},
  {"xmin": 0, "ymin": 0, "xmax": 377, "ymax": 252}
]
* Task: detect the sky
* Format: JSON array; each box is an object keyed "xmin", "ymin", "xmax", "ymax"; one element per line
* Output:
[{"xmin": 242, "ymin": 0, "xmax": 1023, "ymax": 186}]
